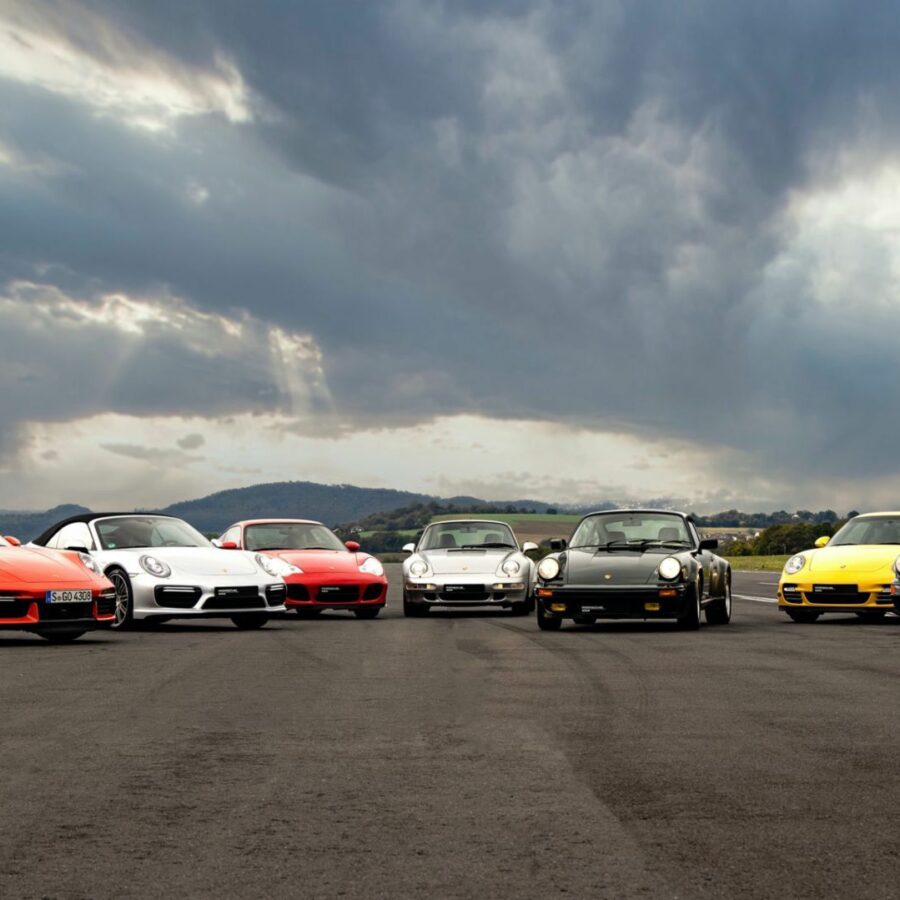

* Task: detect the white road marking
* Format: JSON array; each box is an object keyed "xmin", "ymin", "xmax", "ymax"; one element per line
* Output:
[
  {"xmin": 760, "ymin": 581, "xmax": 779, "ymax": 586},
  {"xmin": 734, "ymin": 593, "xmax": 778, "ymax": 604}
]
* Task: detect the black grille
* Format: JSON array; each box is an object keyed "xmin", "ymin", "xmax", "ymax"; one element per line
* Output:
[
  {"xmin": 97, "ymin": 591, "xmax": 117, "ymax": 616},
  {"xmin": 42, "ymin": 602, "xmax": 92, "ymax": 621},
  {"xmin": 204, "ymin": 586, "xmax": 264, "ymax": 610},
  {"xmin": 808, "ymin": 584, "xmax": 866, "ymax": 604},
  {"xmin": 287, "ymin": 584, "xmax": 309, "ymax": 601},
  {"xmin": 363, "ymin": 583, "xmax": 384, "ymax": 601},
  {"xmin": 266, "ymin": 584, "xmax": 287, "ymax": 606},
  {"xmin": 439, "ymin": 584, "xmax": 489, "ymax": 602},
  {"xmin": 0, "ymin": 599, "xmax": 32, "ymax": 619},
  {"xmin": 317, "ymin": 585, "xmax": 359, "ymax": 603},
  {"xmin": 154, "ymin": 586, "xmax": 202, "ymax": 609}
]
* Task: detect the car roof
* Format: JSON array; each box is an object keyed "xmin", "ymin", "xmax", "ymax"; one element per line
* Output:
[
  {"xmin": 32, "ymin": 512, "xmax": 180, "ymax": 546},
  {"xmin": 852, "ymin": 511, "xmax": 900, "ymax": 517},
  {"xmin": 425, "ymin": 519, "xmax": 515, "ymax": 527},
  {"xmin": 236, "ymin": 519, "xmax": 324, "ymax": 527},
  {"xmin": 579, "ymin": 509, "xmax": 689, "ymax": 518}
]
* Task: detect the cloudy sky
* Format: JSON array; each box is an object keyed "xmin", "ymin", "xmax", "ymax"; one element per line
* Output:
[{"xmin": 0, "ymin": 0, "xmax": 897, "ymax": 513}]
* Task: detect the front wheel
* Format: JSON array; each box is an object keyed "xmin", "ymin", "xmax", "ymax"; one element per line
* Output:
[
  {"xmin": 509, "ymin": 600, "xmax": 531, "ymax": 616},
  {"xmin": 705, "ymin": 577, "xmax": 732, "ymax": 625},
  {"xmin": 536, "ymin": 603, "xmax": 562, "ymax": 631},
  {"xmin": 786, "ymin": 609, "xmax": 820, "ymax": 623},
  {"xmin": 403, "ymin": 591, "xmax": 428, "ymax": 617},
  {"xmin": 677, "ymin": 579, "xmax": 702, "ymax": 630},
  {"xmin": 37, "ymin": 630, "xmax": 86, "ymax": 643},
  {"xmin": 108, "ymin": 568, "xmax": 134, "ymax": 629},
  {"xmin": 231, "ymin": 614, "xmax": 270, "ymax": 630},
  {"xmin": 354, "ymin": 608, "xmax": 381, "ymax": 619}
]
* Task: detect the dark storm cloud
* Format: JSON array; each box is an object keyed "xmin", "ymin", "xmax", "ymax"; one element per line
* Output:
[{"xmin": 2, "ymin": 0, "xmax": 900, "ymax": 486}]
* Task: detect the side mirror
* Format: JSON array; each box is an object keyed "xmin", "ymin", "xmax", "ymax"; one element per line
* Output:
[
  {"xmin": 220, "ymin": 541, "xmax": 239, "ymax": 550},
  {"xmin": 211, "ymin": 539, "xmax": 223, "ymax": 548},
  {"xmin": 699, "ymin": 538, "xmax": 719, "ymax": 551},
  {"xmin": 4, "ymin": 536, "xmax": 21, "ymax": 546},
  {"xmin": 402, "ymin": 543, "xmax": 416, "ymax": 553},
  {"xmin": 345, "ymin": 540, "xmax": 361, "ymax": 552},
  {"xmin": 549, "ymin": 538, "xmax": 567, "ymax": 551},
  {"xmin": 814, "ymin": 535, "xmax": 830, "ymax": 548},
  {"xmin": 65, "ymin": 545, "xmax": 90, "ymax": 554},
  {"xmin": 522, "ymin": 541, "xmax": 539, "ymax": 553}
]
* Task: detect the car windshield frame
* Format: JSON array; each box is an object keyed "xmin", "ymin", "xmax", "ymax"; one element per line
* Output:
[
  {"xmin": 569, "ymin": 512, "xmax": 693, "ymax": 550},
  {"xmin": 244, "ymin": 522, "xmax": 346, "ymax": 552},
  {"xmin": 828, "ymin": 516, "xmax": 900, "ymax": 547},
  {"xmin": 419, "ymin": 521, "xmax": 518, "ymax": 552},
  {"xmin": 93, "ymin": 516, "xmax": 211, "ymax": 551}
]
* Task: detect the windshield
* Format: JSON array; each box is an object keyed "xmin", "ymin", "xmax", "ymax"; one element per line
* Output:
[
  {"xmin": 570, "ymin": 513, "xmax": 691, "ymax": 549},
  {"xmin": 829, "ymin": 516, "xmax": 900, "ymax": 546},
  {"xmin": 419, "ymin": 521, "xmax": 517, "ymax": 551},
  {"xmin": 244, "ymin": 522, "xmax": 346, "ymax": 552},
  {"xmin": 95, "ymin": 517, "xmax": 210, "ymax": 550}
]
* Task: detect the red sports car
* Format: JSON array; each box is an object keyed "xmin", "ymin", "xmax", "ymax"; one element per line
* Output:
[
  {"xmin": 216, "ymin": 519, "xmax": 387, "ymax": 618},
  {"xmin": 0, "ymin": 535, "xmax": 116, "ymax": 641}
]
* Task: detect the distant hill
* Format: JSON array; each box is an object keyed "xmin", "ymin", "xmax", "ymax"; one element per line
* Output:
[{"xmin": 0, "ymin": 504, "xmax": 90, "ymax": 542}]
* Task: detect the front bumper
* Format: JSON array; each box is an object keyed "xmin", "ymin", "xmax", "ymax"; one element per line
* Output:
[
  {"xmin": 0, "ymin": 588, "xmax": 116, "ymax": 632},
  {"xmin": 131, "ymin": 575, "xmax": 287, "ymax": 618},
  {"xmin": 536, "ymin": 583, "xmax": 690, "ymax": 619},
  {"xmin": 406, "ymin": 576, "xmax": 529, "ymax": 607},
  {"xmin": 778, "ymin": 580, "xmax": 894, "ymax": 613},
  {"xmin": 285, "ymin": 574, "xmax": 387, "ymax": 610}
]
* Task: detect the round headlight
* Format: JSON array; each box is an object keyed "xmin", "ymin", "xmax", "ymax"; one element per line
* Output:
[
  {"xmin": 409, "ymin": 559, "xmax": 429, "ymax": 578},
  {"xmin": 501, "ymin": 558, "xmax": 521, "ymax": 577},
  {"xmin": 784, "ymin": 554, "xmax": 806, "ymax": 575},
  {"xmin": 139, "ymin": 555, "xmax": 171, "ymax": 578},
  {"xmin": 78, "ymin": 552, "xmax": 101, "ymax": 576},
  {"xmin": 537, "ymin": 557, "xmax": 560, "ymax": 580},
  {"xmin": 658, "ymin": 557, "xmax": 682, "ymax": 581}
]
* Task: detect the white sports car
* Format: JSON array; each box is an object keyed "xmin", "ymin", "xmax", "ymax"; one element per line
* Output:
[
  {"xmin": 402, "ymin": 519, "xmax": 538, "ymax": 617},
  {"xmin": 32, "ymin": 513, "xmax": 290, "ymax": 629}
]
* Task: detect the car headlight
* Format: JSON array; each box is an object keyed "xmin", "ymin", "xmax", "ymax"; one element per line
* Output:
[
  {"xmin": 784, "ymin": 554, "xmax": 806, "ymax": 576},
  {"xmin": 140, "ymin": 555, "xmax": 171, "ymax": 578},
  {"xmin": 537, "ymin": 557, "xmax": 560, "ymax": 580},
  {"xmin": 78, "ymin": 552, "xmax": 101, "ymax": 576},
  {"xmin": 409, "ymin": 558, "xmax": 431, "ymax": 578},
  {"xmin": 359, "ymin": 556, "xmax": 384, "ymax": 577},
  {"xmin": 255, "ymin": 554, "xmax": 302, "ymax": 577},
  {"xmin": 500, "ymin": 557, "xmax": 521, "ymax": 577},
  {"xmin": 658, "ymin": 557, "xmax": 682, "ymax": 581},
  {"xmin": 895, "ymin": 555, "xmax": 900, "ymax": 577}
]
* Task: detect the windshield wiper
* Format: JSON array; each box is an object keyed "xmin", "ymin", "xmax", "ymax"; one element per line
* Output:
[
  {"xmin": 636, "ymin": 539, "xmax": 691, "ymax": 549},
  {"xmin": 454, "ymin": 543, "xmax": 515, "ymax": 550}
]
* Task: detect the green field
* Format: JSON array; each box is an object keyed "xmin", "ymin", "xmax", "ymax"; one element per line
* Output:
[{"xmin": 723, "ymin": 555, "xmax": 789, "ymax": 572}]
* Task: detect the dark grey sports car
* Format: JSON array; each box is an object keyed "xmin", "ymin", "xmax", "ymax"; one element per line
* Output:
[{"xmin": 534, "ymin": 510, "xmax": 732, "ymax": 631}]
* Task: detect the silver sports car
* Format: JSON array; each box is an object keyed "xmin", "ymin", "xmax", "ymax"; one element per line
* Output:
[
  {"xmin": 32, "ymin": 513, "xmax": 289, "ymax": 629},
  {"xmin": 402, "ymin": 519, "xmax": 538, "ymax": 617}
]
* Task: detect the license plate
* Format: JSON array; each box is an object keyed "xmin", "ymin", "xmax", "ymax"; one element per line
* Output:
[
  {"xmin": 581, "ymin": 605, "xmax": 606, "ymax": 612},
  {"xmin": 46, "ymin": 590, "xmax": 92, "ymax": 604},
  {"xmin": 444, "ymin": 585, "xmax": 477, "ymax": 593}
]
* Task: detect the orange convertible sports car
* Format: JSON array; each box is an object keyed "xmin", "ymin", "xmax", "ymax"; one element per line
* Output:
[
  {"xmin": 216, "ymin": 519, "xmax": 387, "ymax": 618},
  {"xmin": 0, "ymin": 535, "xmax": 116, "ymax": 641}
]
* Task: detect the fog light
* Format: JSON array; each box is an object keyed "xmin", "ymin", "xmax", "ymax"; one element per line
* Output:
[
  {"xmin": 645, "ymin": 601, "xmax": 661, "ymax": 611},
  {"xmin": 550, "ymin": 603, "xmax": 567, "ymax": 613},
  {"xmin": 658, "ymin": 589, "xmax": 677, "ymax": 598}
]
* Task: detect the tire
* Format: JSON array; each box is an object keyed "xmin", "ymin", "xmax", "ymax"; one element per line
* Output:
[
  {"xmin": 296, "ymin": 608, "xmax": 323, "ymax": 618},
  {"xmin": 537, "ymin": 603, "xmax": 562, "ymax": 631},
  {"xmin": 786, "ymin": 609, "xmax": 820, "ymax": 623},
  {"xmin": 677, "ymin": 578, "xmax": 702, "ymax": 630},
  {"xmin": 230, "ymin": 613, "xmax": 270, "ymax": 630},
  {"xmin": 705, "ymin": 576, "xmax": 732, "ymax": 625},
  {"xmin": 572, "ymin": 615, "xmax": 596, "ymax": 625},
  {"xmin": 37, "ymin": 630, "xmax": 86, "ymax": 643},
  {"xmin": 107, "ymin": 567, "xmax": 134, "ymax": 629},
  {"xmin": 403, "ymin": 591, "xmax": 428, "ymax": 617},
  {"xmin": 510, "ymin": 601, "xmax": 531, "ymax": 616},
  {"xmin": 354, "ymin": 608, "xmax": 381, "ymax": 619},
  {"xmin": 855, "ymin": 611, "xmax": 887, "ymax": 622}
]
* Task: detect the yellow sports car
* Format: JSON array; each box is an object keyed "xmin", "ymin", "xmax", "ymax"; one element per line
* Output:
[{"xmin": 778, "ymin": 512, "xmax": 899, "ymax": 622}]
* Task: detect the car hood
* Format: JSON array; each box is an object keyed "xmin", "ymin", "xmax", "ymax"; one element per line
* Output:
[
  {"xmin": 421, "ymin": 549, "xmax": 517, "ymax": 576},
  {"xmin": 0, "ymin": 545, "xmax": 95, "ymax": 585},
  {"xmin": 564, "ymin": 548, "xmax": 676, "ymax": 586},
  {"xmin": 266, "ymin": 549, "xmax": 362, "ymax": 575},
  {"xmin": 115, "ymin": 547, "xmax": 260, "ymax": 577},
  {"xmin": 807, "ymin": 546, "xmax": 899, "ymax": 578}
]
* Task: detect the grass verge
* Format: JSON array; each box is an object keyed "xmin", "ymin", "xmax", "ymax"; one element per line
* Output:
[{"xmin": 724, "ymin": 555, "xmax": 789, "ymax": 572}]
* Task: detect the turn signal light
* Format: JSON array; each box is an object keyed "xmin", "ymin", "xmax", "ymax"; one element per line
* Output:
[
  {"xmin": 644, "ymin": 602, "xmax": 661, "ymax": 611},
  {"xmin": 537, "ymin": 589, "xmax": 554, "ymax": 598},
  {"xmin": 658, "ymin": 589, "xmax": 677, "ymax": 598},
  {"xmin": 550, "ymin": 603, "xmax": 567, "ymax": 613}
]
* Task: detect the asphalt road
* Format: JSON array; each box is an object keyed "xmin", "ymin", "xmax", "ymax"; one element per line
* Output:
[{"xmin": 1, "ymin": 568, "xmax": 898, "ymax": 899}]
